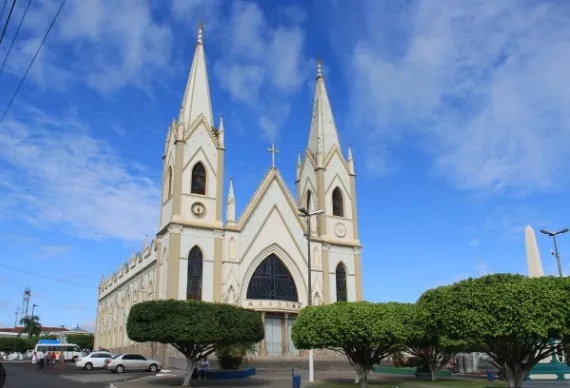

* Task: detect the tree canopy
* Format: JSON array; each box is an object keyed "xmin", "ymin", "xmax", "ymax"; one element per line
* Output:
[
  {"xmin": 292, "ymin": 301, "xmax": 409, "ymax": 388},
  {"xmin": 417, "ymin": 274, "xmax": 570, "ymax": 387},
  {"xmin": 127, "ymin": 300, "xmax": 264, "ymax": 387},
  {"xmin": 404, "ymin": 303, "xmax": 466, "ymax": 380},
  {"xmin": 18, "ymin": 316, "xmax": 41, "ymax": 338}
]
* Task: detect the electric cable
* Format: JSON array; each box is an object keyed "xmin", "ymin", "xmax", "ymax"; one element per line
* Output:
[
  {"xmin": 0, "ymin": 0, "xmax": 16, "ymax": 46},
  {"xmin": 0, "ymin": 0, "xmax": 32, "ymax": 76},
  {"xmin": 0, "ymin": 0, "xmax": 65, "ymax": 127},
  {"xmin": 0, "ymin": 263, "xmax": 98, "ymax": 289}
]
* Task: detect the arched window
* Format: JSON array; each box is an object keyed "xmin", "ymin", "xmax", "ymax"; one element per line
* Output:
[
  {"xmin": 246, "ymin": 254, "xmax": 298, "ymax": 302},
  {"xmin": 191, "ymin": 162, "xmax": 206, "ymax": 195},
  {"xmin": 166, "ymin": 166, "xmax": 173, "ymax": 199},
  {"xmin": 187, "ymin": 246, "xmax": 203, "ymax": 300},
  {"xmin": 306, "ymin": 190, "xmax": 312, "ymax": 211},
  {"xmin": 336, "ymin": 262, "xmax": 347, "ymax": 302},
  {"xmin": 332, "ymin": 187, "xmax": 344, "ymax": 217}
]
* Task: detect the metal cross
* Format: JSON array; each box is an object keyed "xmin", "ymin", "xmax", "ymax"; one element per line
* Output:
[{"xmin": 267, "ymin": 144, "xmax": 279, "ymax": 168}]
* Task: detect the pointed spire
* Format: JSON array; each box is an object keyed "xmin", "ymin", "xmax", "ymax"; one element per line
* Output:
[
  {"xmin": 218, "ymin": 114, "xmax": 225, "ymax": 148},
  {"xmin": 179, "ymin": 20, "xmax": 214, "ymax": 130},
  {"xmin": 347, "ymin": 145, "xmax": 355, "ymax": 175},
  {"xmin": 143, "ymin": 234, "xmax": 149, "ymax": 250},
  {"xmin": 197, "ymin": 19, "xmax": 204, "ymax": 45},
  {"xmin": 307, "ymin": 55, "xmax": 341, "ymax": 159},
  {"xmin": 227, "ymin": 178, "xmax": 236, "ymax": 223},
  {"xmin": 228, "ymin": 177, "xmax": 235, "ymax": 202}
]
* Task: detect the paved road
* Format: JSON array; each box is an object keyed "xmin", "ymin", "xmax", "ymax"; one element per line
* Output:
[{"xmin": 1, "ymin": 361, "xmax": 151, "ymax": 388}]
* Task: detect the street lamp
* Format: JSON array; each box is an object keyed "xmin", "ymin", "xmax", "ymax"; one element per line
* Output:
[
  {"xmin": 30, "ymin": 304, "xmax": 38, "ymax": 338},
  {"xmin": 540, "ymin": 228, "xmax": 569, "ymax": 277},
  {"xmin": 298, "ymin": 206, "xmax": 324, "ymax": 383}
]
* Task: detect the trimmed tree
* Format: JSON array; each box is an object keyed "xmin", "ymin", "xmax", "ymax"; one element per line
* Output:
[
  {"xmin": 418, "ymin": 274, "xmax": 570, "ymax": 387},
  {"xmin": 127, "ymin": 300, "xmax": 264, "ymax": 387},
  {"xmin": 292, "ymin": 301, "xmax": 409, "ymax": 388},
  {"xmin": 404, "ymin": 303, "xmax": 465, "ymax": 380}
]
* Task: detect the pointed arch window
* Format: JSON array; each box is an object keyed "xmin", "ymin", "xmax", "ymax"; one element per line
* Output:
[
  {"xmin": 246, "ymin": 254, "xmax": 298, "ymax": 302},
  {"xmin": 187, "ymin": 246, "xmax": 203, "ymax": 300},
  {"xmin": 332, "ymin": 187, "xmax": 344, "ymax": 217},
  {"xmin": 306, "ymin": 190, "xmax": 312, "ymax": 211},
  {"xmin": 191, "ymin": 162, "xmax": 206, "ymax": 195},
  {"xmin": 336, "ymin": 262, "xmax": 347, "ymax": 302},
  {"xmin": 166, "ymin": 166, "xmax": 173, "ymax": 199}
]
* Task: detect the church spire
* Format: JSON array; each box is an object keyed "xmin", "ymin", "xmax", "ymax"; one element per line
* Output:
[
  {"xmin": 227, "ymin": 178, "xmax": 236, "ymax": 223},
  {"xmin": 307, "ymin": 55, "xmax": 341, "ymax": 159},
  {"xmin": 179, "ymin": 20, "xmax": 214, "ymax": 129}
]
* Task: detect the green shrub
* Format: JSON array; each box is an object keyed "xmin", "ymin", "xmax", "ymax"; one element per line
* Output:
[
  {"xmin": 215, "ymin": 342, "xmax": 257, "ymax": 370},
  {"xmin": 0, "ymin": 337, "xmax": 34, "ymax": 353}
]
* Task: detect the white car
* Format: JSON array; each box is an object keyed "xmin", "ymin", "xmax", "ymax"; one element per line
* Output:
[{"xmin": 75, "ymin": 351, "xmax": 113, "ymax": 370}]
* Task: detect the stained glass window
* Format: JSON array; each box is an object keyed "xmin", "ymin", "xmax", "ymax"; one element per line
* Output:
[
  {"xmin": 332, "ymin": 187, "xmax": 344, "ymax": 217},
  {"xmin": 187, "ymin": 246, "xmax": 203, "ymax": 300},
  {"xmin": 191, "ymin": 163, "xmax": 206, "ymax": 195},
  {"xmin": 336, "ymin": 262, "xmax": 347, "ymax": 302},
  {"xmin": 246, "ymin": 254, "xmax": 298, "ymax": 302}
]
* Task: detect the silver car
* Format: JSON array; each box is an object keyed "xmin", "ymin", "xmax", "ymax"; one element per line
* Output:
[{"xmin": 106, "ymin": 353, "xmax": 162, "ymax": 373}]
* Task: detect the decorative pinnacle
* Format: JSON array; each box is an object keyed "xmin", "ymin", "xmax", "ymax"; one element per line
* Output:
[
  {"xmin": 228, "ymin": 177, "xmax": 235, "ymax": 201},
  {"xmin": 219, "ymin": 114, "xmax": 224, "ymax": 131},
  {"xmin": 297, "ymin": 150, "xmax": 301, "ymax": 167},
  {"xmin": 197, "ymin": 19, "xmax": 204, "ymax": 45},
  {"xmin": 347, "ymin": 145, "xmax": 353, "ymax": 161},
  {"xmin": 316, "ymin": 53, "xmax": 324, "ymax": 79}
]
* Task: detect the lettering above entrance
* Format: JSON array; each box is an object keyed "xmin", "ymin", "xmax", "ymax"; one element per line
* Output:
[{"xmin": 246, "ymin": 254, "xmax": 298, "ymax": 302}]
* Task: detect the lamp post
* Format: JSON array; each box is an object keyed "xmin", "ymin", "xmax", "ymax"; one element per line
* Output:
[
  {"xmin": 298, "ymin": 206, "xmax": 324, "ymax": 383},
  {"xmin": 540, "ymin": 228, "xmax": 569, "ymax": 277},
  {"xmin": 29, "ymin": 304, "xmax": 38, "ymax": 338}
]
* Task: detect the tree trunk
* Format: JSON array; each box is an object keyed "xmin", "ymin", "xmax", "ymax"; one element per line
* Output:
[
  {"xmin": 352, "ymin": 364, "xmax": 369, "ymax": 388},
  {"xmin": 504, "ymin": 367, "xmax": 527, "ymax": 388},
  {"xmin": 429, "ymin": 364, "xmax": 436, "ymax": 381},
  {"xmin": 182, "ymin": 358, "xmax": 197, "ymax": 387}
]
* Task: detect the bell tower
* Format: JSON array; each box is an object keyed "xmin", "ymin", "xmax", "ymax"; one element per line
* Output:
[
  {"xmin": 296, "ymin": 56, "xmax": 363, "ymax": 302},
  {"xmin": 157, "ymin": 22, "xmax": 225, "ymax": 303}
]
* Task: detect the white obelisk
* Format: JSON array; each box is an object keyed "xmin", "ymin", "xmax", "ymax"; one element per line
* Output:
[{"xmin": 525, "ymin": 225, "xmax": 545, "ymax": 278}]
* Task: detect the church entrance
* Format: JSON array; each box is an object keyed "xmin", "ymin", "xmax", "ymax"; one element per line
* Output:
[
  {"xmin": 260, "ymin": 312, "xmax": 299, "ymax": 357},
  {"xmin": 246, "ymin": 253, "xmax": 302, "ymax": 357}
]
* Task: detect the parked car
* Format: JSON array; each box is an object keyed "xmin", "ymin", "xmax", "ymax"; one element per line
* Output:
[
  {"xmin": 75, "ymin": 351, "xmax": 113, "ymax": 370},
  {"xmin": 106, "ymin": 354, "xmax": 162, "ymax": 373}
]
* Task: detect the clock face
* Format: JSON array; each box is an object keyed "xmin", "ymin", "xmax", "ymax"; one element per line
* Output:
[
  {"xmin": 334, "ymin": 222, "xmax": 347, "ymax": 238},
  {"xmin": 191, "ymin": 202, "xmax": 206, "ymax": 218}
]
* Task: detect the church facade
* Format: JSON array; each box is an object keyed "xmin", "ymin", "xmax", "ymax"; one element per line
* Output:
[{"xmin": 94, "ymin": 25, "xmax": 363, "ymax": 359}]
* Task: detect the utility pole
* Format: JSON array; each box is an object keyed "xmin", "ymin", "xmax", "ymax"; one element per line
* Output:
[
  {"xmin": 298, "ymin": 206, "xmax": 324, "ymax": 383},
  {"xmin": 540, "ymin": 228, "xmax": 569, "ymax": 277}
]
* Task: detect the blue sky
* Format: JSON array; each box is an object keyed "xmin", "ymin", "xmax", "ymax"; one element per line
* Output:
[{"xmin": 0, "ymin": 0, "xmax": 569, "ymax": 331}]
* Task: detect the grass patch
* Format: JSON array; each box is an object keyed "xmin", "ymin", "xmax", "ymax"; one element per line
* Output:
[{"xmin": 314, "ymin": 379, "xmax": 508, "ymax": 388}]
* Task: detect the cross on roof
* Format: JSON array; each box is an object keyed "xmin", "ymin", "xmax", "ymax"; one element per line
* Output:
[{"xmin": 267, "ymin": 144, "xmax": 279, "ymax": 168}]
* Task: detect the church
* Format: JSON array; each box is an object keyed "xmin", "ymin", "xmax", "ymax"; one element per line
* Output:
[{"xmin": 94, "ymin": 24, "xmax": 363, "ymax": 359}]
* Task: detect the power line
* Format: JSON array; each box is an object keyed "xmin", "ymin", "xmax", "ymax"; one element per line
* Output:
[
  {"xmin": 0, "ymin": 0, "xmax": 16, "ymax": 46},
  {"xmin": 0, "ymin": 0, "xmax": 65, "ymax": 127},
  {"xmin": 0, "ymin": 0, "xmax": 32, "ymax": 76},
  {"xmin": 0, "ymin": 263, "xmax": 98, "ymax": 289},
  {"xmin": 0, "ymin": 0, "xmax": 9, "ymax": 28}
]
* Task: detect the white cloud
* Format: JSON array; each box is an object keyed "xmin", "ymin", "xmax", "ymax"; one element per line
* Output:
[
  {"xmin": 469, "ymin": 239, "xmax": 480, "ymax": 248},
  {"xmin": 2, "ymin": 0, "xmax": 218, "ymax": 93},
  {"xmin": 0, "ymin": 107, "xmax": 160, "ymax": 242},
  {"xmin": 214, "ymin": 1, "xmax": 308, "ymax": 140},
  {"xmin": 345, "ymin": 0, "xmax": 570, "ymax": 193},
  {"xmin": 32, "ymin": 245, "xmax": 72, "ymax": 260}
]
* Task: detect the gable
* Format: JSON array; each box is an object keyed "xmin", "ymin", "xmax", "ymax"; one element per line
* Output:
[{"xmin": 324, "ymin": 151, "xmax": 350, "ymax": 193}]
